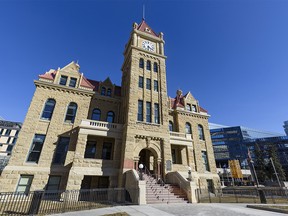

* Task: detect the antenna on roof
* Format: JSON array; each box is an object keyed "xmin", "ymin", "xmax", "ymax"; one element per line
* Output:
[{"xmin": 142, "ymin": 4, "xmax": 145, "ymax": 20}]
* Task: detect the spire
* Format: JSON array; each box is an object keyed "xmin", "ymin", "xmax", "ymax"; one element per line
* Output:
[
  {"xmin": 142, "ymin": 4, "xmax": 145, "ymax": 21},
  {"xmin": 136, "ymin": 19, "xmax": 158, "ymax": 37}
]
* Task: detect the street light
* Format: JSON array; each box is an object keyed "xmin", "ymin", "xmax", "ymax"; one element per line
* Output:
[
  {"xmin": 188, "ymin": 166, "xmax": 192, "ymax": 181},
  {"xmin": 139, "ymin": 163, "xmax": 144, "ymax": 180}
]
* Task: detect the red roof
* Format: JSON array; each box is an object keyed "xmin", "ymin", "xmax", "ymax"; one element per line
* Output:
[
  {"xmin": 137, "ymin": 19, "xmax": 158, "ymax": 37},
  {"xmin": 39, "ymin": 70, "xmax": 57, "ymax": 80},
  {"xmin": 80, "ymin": 76, "xmax": 95, "ymax": 89},
  {"xmin": 87, "ymin": 79, "xmax": 100, "ymax": 92},
  {"xmin": 200, "ymin": 107, "xmax": 208, "ymax": 113}
]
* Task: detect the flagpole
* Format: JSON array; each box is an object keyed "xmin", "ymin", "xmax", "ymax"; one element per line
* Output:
[{"xmin": 270, "ymin": 157, "xmax": 281, "ymax": 188}]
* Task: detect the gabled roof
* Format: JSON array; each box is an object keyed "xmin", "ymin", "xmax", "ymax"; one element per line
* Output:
[
  {"xmin": 137, "ymin": 19, "xmax": 158, "ymax": 37},
  {"xmin": 39, "ymin": 69, "xmax": 57, "ymax": 80},
  {"xmin": 80, "ymin": 76, "xmax": 95, "ymax": 89}
]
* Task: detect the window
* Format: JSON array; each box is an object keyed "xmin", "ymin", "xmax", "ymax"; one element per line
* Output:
[
  {"xmin": 146, "ymin": 102, "xmax": 151, "ymax": 123},
  {"xmin": 16, "ymin": 175, "xmax": 33, "ymax": 194},
  {"xmin": 153, "ymin": 62, "xmax": 158, "ymax": 72},
  {"xmin": 139, "ymin": 76, "xmax": 144, "ymax": 88},
  {"xmin": 46, "ymin": 176, "xmax": 61, "ymax": 191},
  {"xmin": 186, "ymin": 104, "xmax": 191, "ymax": 111},
  {"xmin": 198, "ymin": 124, "xmax": 205, "ymax": 140},
  {"xmin": 65, "ymin": 102, "xmax": 77, "ymax": 123},
  {"xmin": 185, "ymin": 123, "xmax": 192, "ymax": 134},
  {"xmin": 171, "ymin": 149, "xmax": 176, "ymax": 164},
  {"xmin": 92, "ymin": 109, "xmax": 101, "ymax": 121},
  {"xmin": 84, "ymin": 141, "xmax": 97, "ymax": 158},
  {"xmin": 107, "ymin": 88, "xmax": 112, "ymax": 97},
  {"xmin": 102, "ymin": 142, "xmax": 112, "ymax": 160},
  {"xmin": 41, "ymin": 99, "xmax": 56, "ymax": 120},
  {"xmin": 171, "ymin": 145, "xmax": 182, "ymax": 164},
  {"xmin": 27, "ymin": 134, "xmax": 46, "ymax": 163},
  {"xmin": 59, "ymin": 76, "xmax": 68, "ymax": 85},
  {"xmin": 202, "ymin": 151, "xmax": 210, "ymax": 171},
  {"xmin": 69, "ymin": 77, "xmax": 77, "ymax": 87},
  {"xmin": 101, "ymin": 87, "xmax": 106, "ymax": 96},
  {"xmin": 0, "ymin": 129, "xmax": 3, "ymax": 135},
  {"xmin": 192, "ymin": 105, "xmax": 197, "ymax": 112},
  {"xmin": 7, "ymin": 137, "xmax": 11, "ymax": 144},
  {"xmin": 5, "ymin": 129, "xmax": 11, "ymax": 136},
  {"xmin": 15, "ymin": 130, "xmax": 19, "ymax": 137},
  {"xmin": 53, "ymin": 137, "xmax": 70, "ymax": 165},
  {"xmin": 154, "ymin": 103, "xmax": 160, "ymax": 124},
  {"xmin": 138, "ymin": 100, "xmax": 143, "ymax": 121},
  {"xmin": 169, "ymin": 121, "xmax": 174, "ymax": 132},
  {"xmin": 139, "ymin": 58, "xmax": 144, "ymax": 68},
  {"xmin": 146, "ymin": 78, "xmax": 151, "ymax": 90},
  {"xmin": 106, "ymin": 111, "xmax": 115, "ymax": 123},
  {"xmin": 12, "ymin": 138, "xmax": 16, "ymax": 144},
  {"xmin": 146, "ymin": 60, "xmax": 151, "ymax": 70},
  {"xmin": 154, "ymin": 80, "xmax": 158, "ymax": 92},
  {"xmin": 7, "ymin": 145, "xmax": 13, "ymax": 152}
]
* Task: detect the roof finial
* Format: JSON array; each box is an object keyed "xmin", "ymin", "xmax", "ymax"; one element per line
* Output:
[{"xmin": 142, "ymin": 4, "xmax": 145, "ymax": 20}]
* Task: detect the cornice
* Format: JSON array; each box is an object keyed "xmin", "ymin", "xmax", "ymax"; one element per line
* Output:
[{"xmin": 34, "ymin": 80, "xmax": 94, "ymax": 97}]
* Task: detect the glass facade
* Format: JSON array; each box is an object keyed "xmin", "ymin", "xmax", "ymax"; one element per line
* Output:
[{"xmin": 209, "ymin": 123, "xmax": 287, "ymax": 171}]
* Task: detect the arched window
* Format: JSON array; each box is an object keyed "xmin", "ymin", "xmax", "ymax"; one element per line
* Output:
[
  {"xmin": 106, "ymin": 111, "xmax": 115, "ymax": 123},
  {"xmin": 185, "ymin": 122, "xmax": 192, "ymax": 134},
  {"xmin": 153, "ymin": 62, "xmax": 158, "ymax": 72},
  {"xmin": 41, "ymin": 99, "xmax": 56, "ymax": 120},
  {"xmin": 91, "ymin": 109, "xmax": 101, "ymax": 121},
  {"xmin": 101, "ymin": 87, "xmax": 106, "ymax": 96},
  {"xmin": 107, "ymin": 88, "xmax": 112, "ymax": 97},
  {"xmin": 169, "ymin": 121, "xmax": 174, "ymax": 132},
  {"xmin": 65, "ymin": 102, "xmax": 77, "ymax": 123},
  {"xmin": 198, "ymin": 124, "xmax": 205, "ymax": 140},
  {"xmin": 139, "ymin": 58, "xmax": 144, "ymax": 68},
  {"xmin": 146, "ymin": 60, "xmax": 151, "ymax": 70}
]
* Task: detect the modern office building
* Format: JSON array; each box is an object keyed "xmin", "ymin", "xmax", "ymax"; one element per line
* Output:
[
  {"xmin": 209, "ymin": 124, "xmax": 284, "ymax": 169},
  {"xmin": 0, "ymin": 120, "xmax": 22, "ymax": 173},
  {"xmin": 284, "ymin": 121, "xmax": 288, "ymax": 136},
  {"xmin": 0, "ymin": 120, "xmax": 22, "ymax": 156},
  {"xmin": 0, "ymin": 20, "xmax": 219, "ymax": 203}
]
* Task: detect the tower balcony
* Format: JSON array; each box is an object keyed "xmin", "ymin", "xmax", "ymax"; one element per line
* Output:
[
  {"xmin": 169, "ymin": 131, "xmax": 193, "ymax": 146},
  {"xmin": 79, "ymin": 119, "xmax": 123, "ymax": 138}
]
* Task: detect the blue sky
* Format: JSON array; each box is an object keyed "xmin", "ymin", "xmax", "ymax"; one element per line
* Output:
[{"xmin": 0, "ymin": 0, "xmax": 287, "ymax": 134}]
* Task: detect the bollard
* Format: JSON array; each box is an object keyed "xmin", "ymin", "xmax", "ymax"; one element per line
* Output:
[{"xmin": 28, "ymin": 190, "xmax": 44, "ymax": 215}]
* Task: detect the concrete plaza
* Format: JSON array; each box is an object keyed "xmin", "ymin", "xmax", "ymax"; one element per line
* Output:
[{"xmin": 52, "ymin": 203, "xmax": 286, "ymax": 216}]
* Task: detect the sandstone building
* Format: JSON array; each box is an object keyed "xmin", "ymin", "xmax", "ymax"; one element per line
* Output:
[{"xmin": 0, "ymin": 20, "xmax": 219, "ymax": 201}]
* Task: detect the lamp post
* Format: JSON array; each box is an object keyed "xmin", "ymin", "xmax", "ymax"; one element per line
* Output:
[
  {"xmin": 188, "ymin": 166, "xmax": 192, "ymax": 181},
  {"xmin": 139, "ymin": 163, "xmax": 144, "ymax": 180}
]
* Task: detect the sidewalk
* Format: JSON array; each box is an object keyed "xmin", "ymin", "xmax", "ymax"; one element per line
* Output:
[{"xmin": 52, "ymin": 203, "xmax": 288, "ymax": 216}]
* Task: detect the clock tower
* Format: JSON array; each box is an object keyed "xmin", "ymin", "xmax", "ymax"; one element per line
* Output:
[{"xmin": 119, "ymin": 19, "xmax": 171, "ymax": 184}]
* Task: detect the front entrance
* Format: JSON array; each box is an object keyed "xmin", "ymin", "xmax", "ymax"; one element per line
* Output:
[{"xmin": 138, "ymin": 148, "xmax": 161, "ymax": 179}]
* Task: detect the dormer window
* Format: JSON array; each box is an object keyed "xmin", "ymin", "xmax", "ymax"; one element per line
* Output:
[
  {"xmin": 59, "ymin": 76, "xmax": 68, "ymax": 86},
  {"xmin": 192, "ymin": 105, "xmax": 197, "ymax": 112},
  {"xmin": 107, "ymin": 88, "xmax": 112, "ymax": 97},
  {"xmin": 69, "ymin": 78, "xmax": 77, "ymax": 88},
  {"xmin": 145, "ymin": 27, "xmax": 151, "ymax": 33},
  {"xmin": 101, "ymin": 87, "xmax": 106, "ymax": 96},
  {"xmin": 186, "ymin": 104, "xmax": 192, "ymax": 111}
]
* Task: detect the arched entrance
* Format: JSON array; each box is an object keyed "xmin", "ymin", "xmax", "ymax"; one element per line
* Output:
[{"xmin": 138, "ymin": 148, "xmax": 161, "ymax": 178}]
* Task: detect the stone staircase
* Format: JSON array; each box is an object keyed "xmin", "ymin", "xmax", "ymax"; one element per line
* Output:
[{"xmin": 143, "ymin": 174, "xmax": 188, "ymax": 204}]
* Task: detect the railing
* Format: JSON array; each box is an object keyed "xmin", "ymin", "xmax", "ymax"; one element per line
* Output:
[
  {"xmin": 141, "ymin": 166, "xmax": 171, "ymax": 203},
  {"xmin": 197, "ymin": 187, "xmax": 288, "ymax": 204},
  {"xmin": 0, "ymin": 188, "xmax": 134, "ymax": 215},
  {"xmin": 80, "ymin": 120, "xmax": 122, "ymax": 131},
  {"xmin": 170, "ymin": 132, "xmax": 186, "ymax": 138}
]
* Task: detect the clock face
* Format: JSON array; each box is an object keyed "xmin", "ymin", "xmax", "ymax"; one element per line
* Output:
[{"xmin": 142, "ymin": 40, "xmax": 155, "ymax": 52}]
